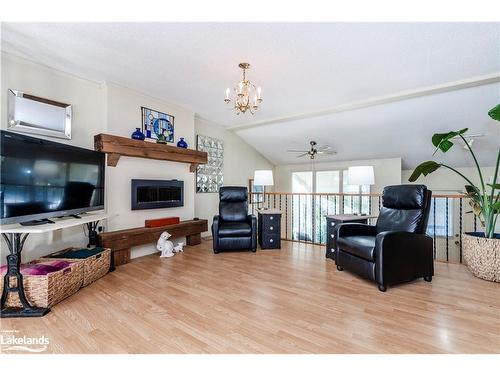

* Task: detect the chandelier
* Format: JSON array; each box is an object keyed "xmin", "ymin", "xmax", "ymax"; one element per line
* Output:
[{"xmin": 224, "ymin": 62, "xmax": 262, "ymax": 115}]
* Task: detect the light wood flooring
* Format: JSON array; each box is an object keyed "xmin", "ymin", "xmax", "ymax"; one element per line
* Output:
[{"xmin": 1, "ymin": 240, "xmax": 499, "ymax": 354}]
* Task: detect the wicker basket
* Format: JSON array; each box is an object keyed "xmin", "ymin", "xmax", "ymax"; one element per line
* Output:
[
  {"xmin": 39, "ymin": 248, "xmax": 111, "ymax": 287},
  {"xmin": 0, "ymin": 261, "xmax": 84, "ymax": 308},
  {"xmin": 463, "ymin": 233, "xmax": 500, "ymax": 283}
]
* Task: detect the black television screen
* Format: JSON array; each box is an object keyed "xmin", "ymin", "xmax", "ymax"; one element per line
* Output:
[{"xmin": 0, "ymin": 130, "xmax": 105, "ymax": 224}]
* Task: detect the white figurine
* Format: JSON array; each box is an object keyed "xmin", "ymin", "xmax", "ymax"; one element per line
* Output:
[
  {"xmin": 157, "ymin": 231, "xmax": 175, "ymax": 258},
  {"xmin": 173, "ymin": 243, "xmax": 184, "ymax": 253}
]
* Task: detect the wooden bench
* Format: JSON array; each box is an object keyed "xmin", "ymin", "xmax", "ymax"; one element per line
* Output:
[{"xmin": 98, "ymin": 219, "xmax": 208, "ymax": 266}]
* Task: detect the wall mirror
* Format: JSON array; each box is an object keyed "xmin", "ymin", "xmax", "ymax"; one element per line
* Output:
[{"xmin": 8, "ymin": 89, "xmax": 72, "ymax": 139}]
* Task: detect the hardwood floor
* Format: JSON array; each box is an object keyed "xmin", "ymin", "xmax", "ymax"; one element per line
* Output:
[{"xmin": 1, "ymin": 240, "xmax": 499, "ymax": 354}]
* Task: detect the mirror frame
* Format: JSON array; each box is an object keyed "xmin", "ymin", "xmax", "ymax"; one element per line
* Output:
[{"xmin": 7, "ymin": 89, "xmax": 72, "ymax": 139}]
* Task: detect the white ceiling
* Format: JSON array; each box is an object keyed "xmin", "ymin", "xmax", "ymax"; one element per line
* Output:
[{"xmin": 1, "ymin": 22, "xmax": 499, "ymax": 168}]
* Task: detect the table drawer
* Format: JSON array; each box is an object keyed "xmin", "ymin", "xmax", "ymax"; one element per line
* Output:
[
  {"xmin": 262, "ymin": 215, "xmax": 280, "ymax": 225},
  {"xmin": 261, "ymin": 233, "xmax": 280, "ymax": 249},
  {"xmin": 326, "ymin": 246, "xmax": 336, "ymax": 260},
  {"xmin": 262, "ymin": 222, "xmax": 279, "ymax": 234}
]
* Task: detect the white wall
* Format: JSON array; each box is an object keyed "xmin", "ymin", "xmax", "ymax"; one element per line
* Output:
[
  {"xmin": 194, "ymin": 117, "xmax": 274, "ymax": 236},
  {"xmin": 401, "ymin": 166, "xmax": 495, "ymax": 193},
  {"xmin": 1, "ymin": 53, "xmax": 106, "ymax": 263},
  {"xmin": 0, "ymin": 54, "xmax": 196, "ymax": 261},
  {"xmin": 0, "ymin": 53, "xmax": 274, "ymax": 262},
  {"xmin": 104, "ymin": 83, "xmax": 196, "ymax": 258},
  {"xmin": 275, "ymin": 157, "xmax": 402, "ymax": 194}
]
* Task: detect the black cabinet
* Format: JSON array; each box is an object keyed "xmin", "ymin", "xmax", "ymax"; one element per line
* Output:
[
  {"xmin": 325, "ymin": 217, "xmax": 338, "ymax": 260},
  {"xmin": 258, "ymin": 210, "xmax": 282, "ymax": 249}
]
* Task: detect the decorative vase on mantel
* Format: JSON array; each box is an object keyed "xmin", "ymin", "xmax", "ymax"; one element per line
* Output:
[
  {"xmin": 177, "ymin": 137, "xmax": 188, "ymax": 148},
  {"xmin": 463, "ymin": 232, "xmax": 500, "ymax": 282},
  {"xmin": 131, "ymin": 128, "xmax": 145, "ymax": 141}
]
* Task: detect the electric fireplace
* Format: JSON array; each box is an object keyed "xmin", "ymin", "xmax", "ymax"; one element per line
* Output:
[{"xmin": 131, "ymin": 179, "xmax": 184, "ymax": 210}]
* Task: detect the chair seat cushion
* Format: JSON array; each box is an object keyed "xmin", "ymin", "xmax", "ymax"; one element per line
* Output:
[
  {"xmin": 337, "ymin": 235, "xmax": 376, "ymax": 261},
  {"xmin": 218, "ymin": 222, "xmax": 252, "ymax": 238}
]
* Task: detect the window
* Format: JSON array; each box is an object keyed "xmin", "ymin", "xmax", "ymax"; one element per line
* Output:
[
  {"xmin": 315, "ymin": 171, "xmax": 340, "ymax": 194},
  {"xmin": 292, "ymin": 172, "xmax": 313, "ymax": 241},
  {"xmin": 291, "ymin": 169, "xmax": 372, "ymax": 244},
  {"xmin": 342, "ymin": 170, "xmax": 370, "ymax": 215},
  {"xmin": 292, "ymin": 171, "xmax": 313, "ymax": 193},
  {"xmin": 427, "ymin": 198, "xmax": 453, "ymax": 237},
  {"xmin": 314, "ymin": 171, "xmax": 341, "ymax": 243}
]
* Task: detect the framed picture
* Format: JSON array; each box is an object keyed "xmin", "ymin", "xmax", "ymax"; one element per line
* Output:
[
  {"xmin": 7, "ymin": 89, "xmax": 72, "ymax": 139},
  {"xmin": 141, "ymin": 106, "xmax": 174, "ymax": 142},
  {"xmin": 249, "ymin": 179, "xmax": 265, "ymax": 203}
]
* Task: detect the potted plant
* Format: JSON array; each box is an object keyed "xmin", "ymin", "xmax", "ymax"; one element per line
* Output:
[{"xmin": 409, "ymin": 104, "xmax": 500, "ymax": 282}]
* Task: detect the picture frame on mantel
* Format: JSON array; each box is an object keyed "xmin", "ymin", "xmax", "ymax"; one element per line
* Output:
[
  {"xmin": 249, "ymin": 178, "xmax": 265, "ymax": 203},
  {"xmin": 141, "ymin": 106, "xmax": 175, "ymax": 143}
]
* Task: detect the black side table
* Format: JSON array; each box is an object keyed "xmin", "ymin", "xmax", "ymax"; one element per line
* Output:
[
  {"xmin": 258, "ymin": 209, "xmax": 282, "ymax": 249},
  {"xmin": 325, "ymin": 214, "xmax": 377, "ymax": 261}
]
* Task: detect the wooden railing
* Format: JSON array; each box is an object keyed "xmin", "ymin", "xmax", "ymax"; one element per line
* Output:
[{"xmin": 249, "ymin": 192, "xmax": 475, "ymax": 264}]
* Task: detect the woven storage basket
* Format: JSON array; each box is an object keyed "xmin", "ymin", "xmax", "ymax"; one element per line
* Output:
[
  {"xmin": 39, "ymin": 248, "xmax": 111, "ymax": 287},
  {"xmin": 463, "ymin": 233, "xmax": 500, "ymax": 282},
  {"xmin": 0, "ymin": 261, "xmax": 84, "ymax": 308}
]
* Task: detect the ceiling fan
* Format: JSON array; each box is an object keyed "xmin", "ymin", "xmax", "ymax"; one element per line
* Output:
[
  {"xmin": 287, "ymin": 141, "xmax": 337, "ymax": 159},
  {"xmin": 450, "ymin": 133, "xmax": 484, "ymax": 149}
]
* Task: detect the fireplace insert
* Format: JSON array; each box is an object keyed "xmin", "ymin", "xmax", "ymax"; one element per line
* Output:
[{"xmin": 131, "ymin": 179, "xmax": 184, "ymax": 210}]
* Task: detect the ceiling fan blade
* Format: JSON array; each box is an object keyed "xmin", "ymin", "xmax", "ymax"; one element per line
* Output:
[
  {"xmin": 296, "ymin": 153, "xmax": 309, "ymax": 158},
  {"xmin": 317, "ymin": 145, "xmax": 332, "ymax": 151},
  {"xmin": 317, "ymin": 150, "xmax": 337, "ymax": 155},
  {"xmin": 287, "ymin": 149, "xmax": 309, "ymax": 153}
]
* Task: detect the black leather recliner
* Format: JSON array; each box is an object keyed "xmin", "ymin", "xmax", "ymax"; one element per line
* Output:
[
  {"xmin": 212, "ymin": 186, "xmax": 257, "ymax": 254},
  {"xmin": 335, "ymin": 184, "xmax": 433, "ymax": 292}
]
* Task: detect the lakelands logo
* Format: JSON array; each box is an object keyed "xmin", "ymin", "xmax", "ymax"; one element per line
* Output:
[{"xmin": 0, "ymin": 330, "xmax": 49, "ymax": 353}]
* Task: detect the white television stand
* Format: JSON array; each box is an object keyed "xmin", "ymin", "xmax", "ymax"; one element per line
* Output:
[{"xmin": 0, "ymin": 212, "xmax": 107, "ymax": 318}]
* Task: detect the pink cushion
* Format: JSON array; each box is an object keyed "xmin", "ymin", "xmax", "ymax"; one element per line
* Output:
[{"xmin": 0, "ymin": 260, "xmax": 73, "ymax": 276}]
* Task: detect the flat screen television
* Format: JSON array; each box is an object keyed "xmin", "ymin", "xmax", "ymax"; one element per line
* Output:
[{"xmin": 0, "ymin": 130, "xmax": 105, "ymax": 225}]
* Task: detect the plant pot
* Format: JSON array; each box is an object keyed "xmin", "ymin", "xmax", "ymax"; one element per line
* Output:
[{"xmin": 463, "ymin": 232, "xmax": 500, "ymax": 282}]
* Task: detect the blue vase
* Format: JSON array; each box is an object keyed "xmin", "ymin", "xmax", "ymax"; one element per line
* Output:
[
  {"xmin": 177, "ymin": 137, "xmax": 188, "ymax": 148},
  {"xmin": 131, "ymin": 128, "xmax": 145, "ymax": 141}
]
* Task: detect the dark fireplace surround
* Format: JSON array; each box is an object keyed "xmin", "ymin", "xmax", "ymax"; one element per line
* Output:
[{"xmin": 131, "ymin": 179, "xmax": 184, "ymax": 210}]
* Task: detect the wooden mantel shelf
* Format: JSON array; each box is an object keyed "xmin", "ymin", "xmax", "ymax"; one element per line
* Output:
[{"xmin": 94, "ymin": 133, "xmax": 208, "ymax": 171}]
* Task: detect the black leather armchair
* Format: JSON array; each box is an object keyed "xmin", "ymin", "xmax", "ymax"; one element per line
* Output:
[
  {"xmin": 212, "ymin": 186, "xmax": 257, "ymax": 254},
  {"xmin": 335, "ymin": 184, "xmax": 433, "ymax": 292}
]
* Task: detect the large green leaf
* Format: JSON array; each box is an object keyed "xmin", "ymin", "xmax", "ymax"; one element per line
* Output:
[
  {"xmin": 465, "ymin": 184, "xmax": 481, "ymax": 199},
  {"xmin": 464, "ymin": 184, "xmax": 483, "ymax": 208},
  {"xmin": 408, "ymin": 161, "xmax": 441, "ymax": 182},
  {"xmin": 488, "ymin": 104, "xmax": 500, "ymax": 121},
  {"xmin": 431, "ymin": 128, "xmax": 468, "ymax": 154},
  {"xmin": 469, "ymin": 200, "xmax": 484, "ymax": 221},
  {"xmin": 487, "ymin": 183, "xmax": 500, "ymax": 190},
  {"xmin": 491, "ymin": 201, "xmax": 500, "ymax": 212}
]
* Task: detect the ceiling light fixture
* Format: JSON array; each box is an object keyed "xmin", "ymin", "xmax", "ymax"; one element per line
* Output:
[{"xmin": 224, "ymin": 62, "xmax": 262, "ymax": 115}]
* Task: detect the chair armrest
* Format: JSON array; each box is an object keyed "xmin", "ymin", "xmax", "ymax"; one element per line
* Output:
[
  {"xmin": 336, "ymin": 223, "xmax": 377, "ymax": 238},
  {"xmin": 247, "ymin": 214, "xmax": 257, "ymax": 227},
  {"xmin": 212, "ymin": 215, "xmax": 220, "ymax": 246},
  {"xmin": 248, "ymin": 214, "xmax": 257, "ymax": 249},
  {"xmin": 374, "ymin": 231, "xmax": 433, "ymax": 285}
]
